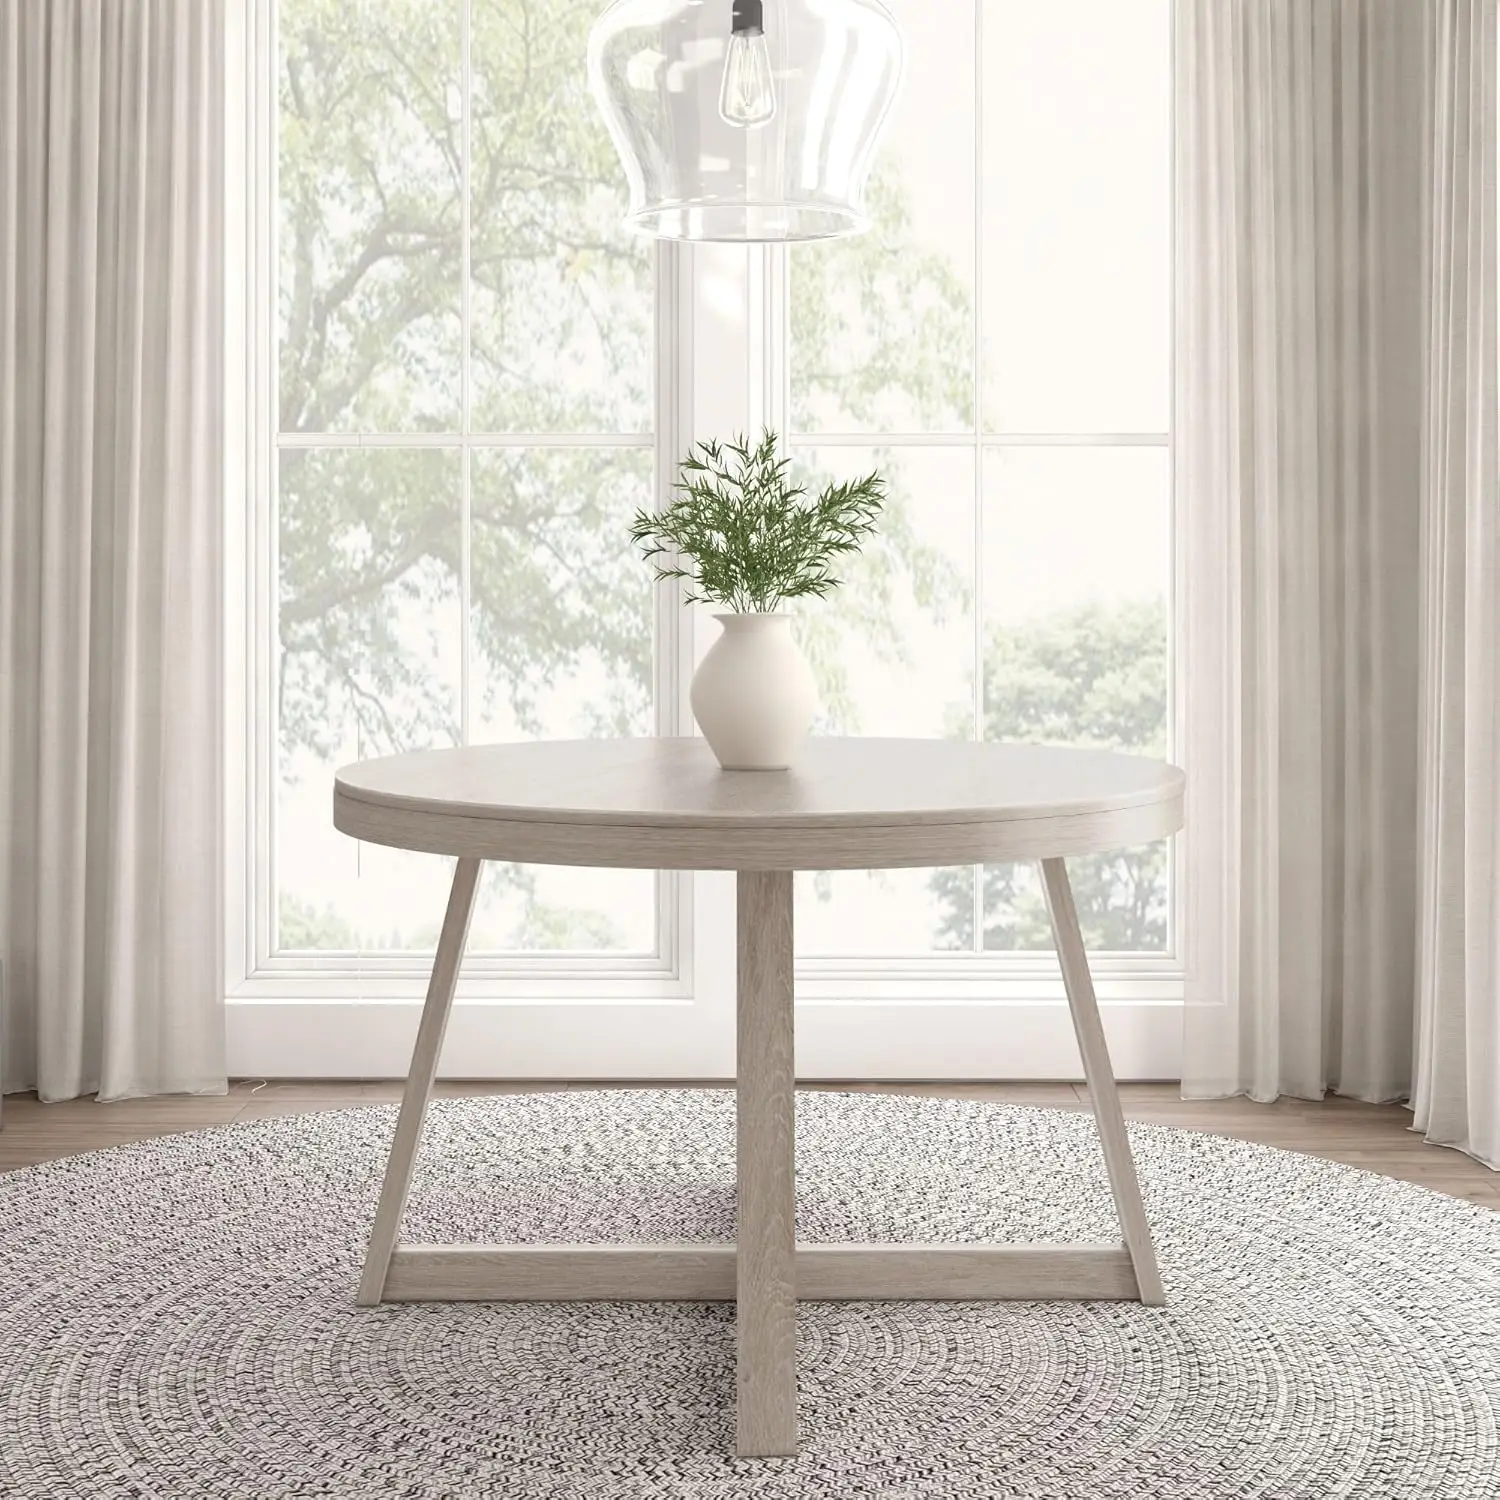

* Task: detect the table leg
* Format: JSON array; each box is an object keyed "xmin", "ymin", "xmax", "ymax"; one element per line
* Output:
[
  {"xmin": 735, "ymin": 869, "xmax": 798, "ymax": 1457},
  {"xmin": 1039, "ymin": 857, "xmax": 1166, "ymax": 1306},
  {"xmin": 356, "ymin": 856, "xmax": 482, "ymax": 1307}
]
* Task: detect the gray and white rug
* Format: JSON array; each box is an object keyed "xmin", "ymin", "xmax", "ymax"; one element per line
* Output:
[{"xmin": 1, "ymin": 1090, "xmax": 1496, "ymax": 1498}]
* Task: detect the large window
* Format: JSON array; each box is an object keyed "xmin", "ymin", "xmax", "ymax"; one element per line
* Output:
[
  {"xmin": 249, "ymin": 0, "xmax": 1172, "ymax": 1036},
  {"xmin": 787, "ymin": 0, "xmax": 1172, "ymax": 961},
  {"xmin": 271, "ymin": 0, "xmax": 663, "ymax": 966}
]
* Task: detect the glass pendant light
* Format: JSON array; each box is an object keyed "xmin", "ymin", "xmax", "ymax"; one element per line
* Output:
[{"xmin": 588, "ymin": 0, "xmax": 904, "ymax": 243}]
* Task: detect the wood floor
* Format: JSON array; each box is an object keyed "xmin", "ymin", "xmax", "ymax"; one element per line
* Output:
[{"xmin": 2, "ymin": 1081, "xmax": 1494, "ymax": 1207}]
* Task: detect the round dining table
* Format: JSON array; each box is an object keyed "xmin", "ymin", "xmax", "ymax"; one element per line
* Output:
[{"xmin": 333, "ymin": 736, "xmax": 1186, "ymax": 1458}]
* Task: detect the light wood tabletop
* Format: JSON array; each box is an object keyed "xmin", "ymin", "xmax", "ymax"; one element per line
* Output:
[
  {"xmin": 335, "ymin": 736, "xmax": 1186, "ymax": 869},
  {"xmin": 333, "ymin": 736, "xmax": 1186, "ymax": 1458}
]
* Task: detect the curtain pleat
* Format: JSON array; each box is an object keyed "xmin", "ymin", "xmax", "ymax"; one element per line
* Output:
[
  {"xmin": 1412, "ymin": 0, "xmax": 1500, "ymax": 1168},
  {"xmin": 0, "ymin": 0, "xmax": 226, "ymax": 1101},
  {"xmin": 1177, "ymin": 0, "xmax": 1499, "ymax": 1169}
]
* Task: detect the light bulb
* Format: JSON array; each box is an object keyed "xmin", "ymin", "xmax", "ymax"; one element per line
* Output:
[{"xmin": 719, "ymin": 29, "xmax": 776, "ymax": 128}]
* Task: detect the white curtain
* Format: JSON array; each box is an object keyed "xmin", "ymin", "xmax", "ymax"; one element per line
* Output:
[
  {"xmin": 1412, "ymin": 1, "xmax": 1500, "ymax": 1168},
  {"xmin": 1176, "ymin": 0, "xmax": 1500, "ymax": 1169},
  {"xmin": 0, "ymin": 0, "xmax": 227, "ymax": 1102}
]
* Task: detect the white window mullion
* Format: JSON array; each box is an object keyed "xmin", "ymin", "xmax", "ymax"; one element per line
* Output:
[
  {"xmin": 654, "ymin": 240, "xmax": 694, "ymax": 980},
  {"xmin": 256, "ymin": 0, "xmax": 280, "ymax": 979},
  {"xmin": 677, "ymin": 242, "xmax": 758, "ymax": 1074},
  {"xmin": 459, "ymin": 0, "xmax": 473, "ymax": 749},
  {"xmin": 276, "ymin": 432, "xmax": 655, "ymax": 448},
  {"xmin": 970, "ymin": 0, "xmax": 986, "ymax": 958},
  {"xmin": 654, "ymin": 240, "xmax": 693, "ymax": 740},
  {"xmin": 752, "ymin": 243, "xmax": 790, "ymax": 435},
  {"xmin": 1168, "ymin": 0, "xmax": 1184, "ymax": 962},
  {"xmin": 787, "ymin": 432, "xmax": 1169, "ymax": 447}
]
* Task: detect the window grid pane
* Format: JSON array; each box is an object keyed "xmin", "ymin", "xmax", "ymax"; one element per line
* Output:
[
  {"xmin": 273, "ymin": 0, "xmax": 656, "ymax": 960},
  {"xmin": 788, "ymin": 444, "xmax": 976, "ymax": 957},
  {"xmin": 788, "ymin": 0, "xmax": 1171, "ymax": 959}
]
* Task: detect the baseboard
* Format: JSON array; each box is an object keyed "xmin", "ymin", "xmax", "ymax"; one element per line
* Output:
[{"xmin": 226, "ymin": 998, "xmax": 1182, "ymax": 1081}]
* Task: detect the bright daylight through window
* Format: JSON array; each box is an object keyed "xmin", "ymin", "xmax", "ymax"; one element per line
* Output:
[
  {"xmin": 788, "ymin": 2, "xmax": 1171, "ymax": 958},
  {"xmin": 274, "ymin": 0, "xmax": 657, "ymax": 961},
  {"xmin": 268, "ymin": 0, "xmax": 1170, "ymax": 972}
]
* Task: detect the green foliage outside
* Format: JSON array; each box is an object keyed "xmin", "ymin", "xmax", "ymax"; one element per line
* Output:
[
  {"xmin": 277, "ymin": 892, "xmax": 359, "ymax": 952},
  {"xmin": 930, "ymin": 599, "xmax": 1169, "ymax": 952}
]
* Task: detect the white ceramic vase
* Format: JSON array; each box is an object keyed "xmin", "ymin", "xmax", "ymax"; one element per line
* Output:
[{"xmin": 691, "ymin": 613, "xmax": 819, "ymax": 771}]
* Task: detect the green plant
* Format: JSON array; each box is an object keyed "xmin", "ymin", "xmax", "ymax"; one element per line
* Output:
[{"xmin": 629, "ymin": 429, "xmax": 886, "ymax": 613}]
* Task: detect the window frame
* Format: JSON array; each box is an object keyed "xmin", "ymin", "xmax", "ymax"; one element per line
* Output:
[
  {"xmin": 757, "ymin": 251, "xmax": 1183, "ymax": 1006},
  {"xmin": 224, "ymin": 0, "xmax": 1183, "ymax": 1039},
  {"xmin": 226, "ymin": 0, "xmax": 694, "ymax": 1000},
  {"xmin": 762, "ymin": 0, "xmax": 1183, "ymax": 993}
]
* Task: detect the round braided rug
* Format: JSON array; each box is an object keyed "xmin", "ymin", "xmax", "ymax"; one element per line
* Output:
[{"xmin": 1, "ymin": 1091, "xmax": 1497, "ymax": 1499}]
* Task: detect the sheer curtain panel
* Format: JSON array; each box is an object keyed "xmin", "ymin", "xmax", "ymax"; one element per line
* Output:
[
  {"xmin": 1411, "ymin": 1, "xmax": 1500, "ymax": 1169},
  {"xmin": 1176, "ymin": 0, "xmax": 1500, "ymax": 1169},
  {"xmin": 0, "ymin": 0, "xmax": 227, "ymax": 1102}
]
